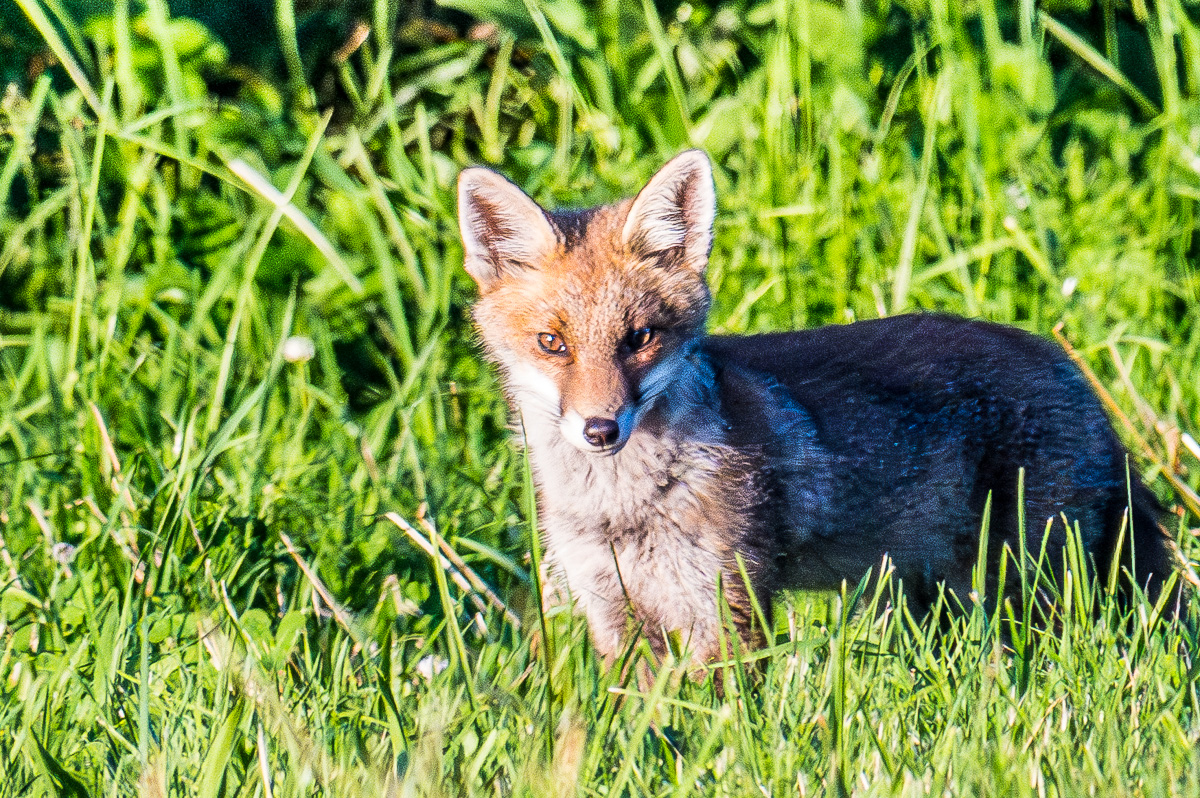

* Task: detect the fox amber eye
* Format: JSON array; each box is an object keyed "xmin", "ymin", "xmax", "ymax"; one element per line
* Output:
[
  {"xmin": 538, "ymin": 332, "xmax": 567, "ymax": 355},
  {"xmin": 626, "ymin": 327, "xmax": 655, "ymax": 352}
]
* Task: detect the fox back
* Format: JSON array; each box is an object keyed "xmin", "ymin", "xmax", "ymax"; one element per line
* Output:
[{"xmin": 458, "ymin": 150, "xmax": 1177, "ymax": 666}]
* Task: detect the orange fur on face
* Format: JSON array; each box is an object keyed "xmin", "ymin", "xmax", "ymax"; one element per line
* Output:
[{"xmin": 469, "ymin": 198, "xmax": 711, "ymax": 432}]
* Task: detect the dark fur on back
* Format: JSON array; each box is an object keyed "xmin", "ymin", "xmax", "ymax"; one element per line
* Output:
[{"xmin": 703, "ymin": 313, "xmax": 1174, "ymax": 610}]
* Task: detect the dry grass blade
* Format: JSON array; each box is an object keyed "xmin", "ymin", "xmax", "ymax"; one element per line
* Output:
[
  {"xmin": 1052, "ymin": 324, "xmax": 1200, "ymax": 517},
  {"xmin": 385, "ymin": 511, "xmax": 520, "ymax": 630},
  {"xmin": 278, "ymin": 532, "xmax": 365, "ymax": 647}
]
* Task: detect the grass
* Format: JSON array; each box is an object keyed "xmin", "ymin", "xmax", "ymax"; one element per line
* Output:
[{"xmin": 1, "ymin": 0, "xmax": 1199, "ymax": 795}]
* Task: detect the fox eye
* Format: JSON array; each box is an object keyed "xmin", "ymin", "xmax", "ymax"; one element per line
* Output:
[
  {"xmin": 626, "ymin": 327, "xmax": 655, "ymax": 352},
  {"xmin": 538, "ymin": 332, "xmax": 567, "ymax": 355}
]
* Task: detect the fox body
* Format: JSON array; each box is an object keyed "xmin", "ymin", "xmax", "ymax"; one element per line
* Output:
[{"xmin": 458, "ymin": 150, "xmax": 1175, "ymax": 664}]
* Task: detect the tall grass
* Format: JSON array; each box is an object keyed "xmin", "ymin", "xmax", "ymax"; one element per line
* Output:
[{"xmin": 1, "ymin": 0, "xmax": 1198, "ymax": 795}]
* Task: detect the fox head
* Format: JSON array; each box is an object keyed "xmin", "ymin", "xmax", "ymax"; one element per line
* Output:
[{"xmin": 458, "ymin": 150, "xmax": 716, "ymax": 454}]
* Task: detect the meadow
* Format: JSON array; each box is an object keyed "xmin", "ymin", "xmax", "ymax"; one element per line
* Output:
[{"xmin": 1, "ymin": 0, "xmax": 1199, "ymax": 794}]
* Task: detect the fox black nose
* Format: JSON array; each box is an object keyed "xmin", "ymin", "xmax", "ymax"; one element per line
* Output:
[{"xmin": 583, "ymin": 417, "xmax": 620, "ymax": 448}]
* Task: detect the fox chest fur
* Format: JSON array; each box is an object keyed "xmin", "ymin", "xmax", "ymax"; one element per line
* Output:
[
  {"xmin": 519, "ymin": 350, "xmax": 830, "ymax": 659},
  {"xmin": 457, "ymin": 150, "xmax": 1175, "ymax": 667}
]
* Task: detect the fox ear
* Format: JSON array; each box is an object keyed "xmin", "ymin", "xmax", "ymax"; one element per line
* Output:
[
  {"xmin": 458, "ymin": 167, "xmax": 558, "ymax": 291},
  {"xmin": 621, "ymin": 149, "xmax": 715, "ymax": 273}
]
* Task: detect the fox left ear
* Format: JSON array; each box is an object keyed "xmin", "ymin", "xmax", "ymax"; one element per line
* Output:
[
  {"xmin": 622, "ymin": 149, "xmax": 715, "ymax": 274},
  {"xmin": 458, "ymin": 167, "xmax": 559, "ymax": 292}
]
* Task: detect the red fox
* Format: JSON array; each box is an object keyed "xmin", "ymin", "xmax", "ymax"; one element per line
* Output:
[{"xmin": 457, "ymin": 150, "xmax": 1178, "ymax": 666}]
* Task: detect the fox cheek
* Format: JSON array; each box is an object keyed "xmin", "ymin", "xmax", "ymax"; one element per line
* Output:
[{"xmin": 503, "ymin": 361, "xmax": 563, "ymax": 418}]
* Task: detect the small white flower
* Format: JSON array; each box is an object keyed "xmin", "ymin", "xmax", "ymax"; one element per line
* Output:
[
  {"xmin": 157, "ymin": 287, "xmax": 188, "ymax": 304},
  {"xmin": 1061, "ymin": 276, "xmax": 1078, "ymax": 297},
  {"xmin": 282, "ymin": 335, "xmax": 315, "ymax": 364},
  {"xmin": 415, "ymin": 655, "xmax": 449, "ymax": 681},
  {"xmin": 51, "ymin": 542, "xmax": 76, "ymax": 566},
  {"xmin": 1005, "ymin": 182, "xmax": 1031, "ymax": 210}
]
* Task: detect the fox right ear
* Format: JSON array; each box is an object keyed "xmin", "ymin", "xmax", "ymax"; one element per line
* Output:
[
  {"xmin": 622, "ymin": 150, "xmax": 715, "ymax": 275},
  {"xmin": 458, "ymin": 168, "xmax": 558, "ymax": 292}
]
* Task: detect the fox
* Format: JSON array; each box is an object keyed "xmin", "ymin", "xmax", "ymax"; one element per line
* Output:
[{"xmin": 457, "ymin": 149, "xmax": 1179, "ymax": 667}]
